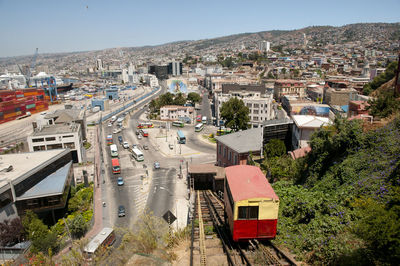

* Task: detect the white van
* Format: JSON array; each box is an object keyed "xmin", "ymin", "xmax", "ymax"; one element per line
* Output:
[
  {"xmin": 110, "ymin": 144, "xmax": 118, "ymax": 157},
  {"xmin": 111, "ymin": 116, "xmax": 117, "ymax": 122},
  {"xmin": 202, "ymin": 116, "xmax": 207, "ymax": 124}
]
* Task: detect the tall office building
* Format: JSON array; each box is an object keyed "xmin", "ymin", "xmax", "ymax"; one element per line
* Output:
[
  {"xmin": 96, "ymin": 59, "xmax": 103, "ymax": 71},
  {"xmin": 259, "ymin": 40, "xmax": 270, "ymax": 52},
  {"xmin": 168, "ymin": 61, "xmax": 183, "ymax": 76}
]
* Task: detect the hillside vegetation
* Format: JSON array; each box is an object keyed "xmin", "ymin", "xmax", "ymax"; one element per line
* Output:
[{"xmin": 271, "ymin": 117, "xmax": 400, "ymax": 264}]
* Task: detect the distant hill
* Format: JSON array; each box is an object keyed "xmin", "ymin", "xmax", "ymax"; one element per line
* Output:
[{"xmin": 1, "ymin": 22, "xmax": 399, "ymax": 64}]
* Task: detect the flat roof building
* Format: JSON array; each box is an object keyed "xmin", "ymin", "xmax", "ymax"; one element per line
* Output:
[
  {"xmin": 27, "ymin": 123, "xmax": 84, "ymax": 163},
  {"xmin": 0, "ymin": 149, "xmax": 74, "ymax": 223}
]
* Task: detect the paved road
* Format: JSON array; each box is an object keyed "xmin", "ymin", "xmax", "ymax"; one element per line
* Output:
[{"xmin": 101, "ymin": 83, "xmax": 217, "ymax": 234}]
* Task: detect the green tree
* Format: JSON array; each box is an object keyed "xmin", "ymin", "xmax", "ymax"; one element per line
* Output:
[
  {"xmin": 187, "ymin": 92, "xmax": 201, "ymax": 104},
  {"xmin": 281, "ymin": 68, "xmax": 287, "ymax": 75},
  {"xmin": 68, "ymin": 214, "xmax": 88, "ymax": 239},
  {"xmin": 158, "ymin": 92, "xmax": 174, "ymax": 107},
  {"xmin": 220, "ymin": 97, "xmax": 250, "ymax": 131},
  {"xmin": 352, "ymin": 195, "xmax": 400, "ymax": 264},
  {"xmin": 22, "ymin": 211, "xmax": 58, "ymax": 254},
  {"xmin": 367, "ymin": 89, "xmax": 400, "ymax": 118},
  {"xmin": 172, "ymin": 92, "xmax": 187, "ymax": 105},
  {"xmin": 264, "ymin": 139, "xmax": 286, "ymax": 158}
]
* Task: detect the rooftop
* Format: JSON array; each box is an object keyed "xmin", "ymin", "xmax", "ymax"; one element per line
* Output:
[
  {"xmin": 225, "ymin": 165, "xmax": 279, "ymax": 202},
  {"xmin": 16, "ymin": 161, "xmax": 72, "ymax": 200},
  {"xmin": 0, "ymin": 149, "xmax": 70, "ymax": 193},
  {"xmin": 32, "ymin": 123, "xmax": 80, "ymax": 136},
  {"xmin": 292, "ymin": 115, "xmax": 332, "ymax": 128},
  {"xmin": 216, "ymin": 127, "xmax": 262, "ymax": 154},
  {"xmin": 188, "ymin": 163, "xmax": 225, "ymax": 180}
]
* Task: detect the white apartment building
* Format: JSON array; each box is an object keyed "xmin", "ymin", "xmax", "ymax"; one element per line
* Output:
[
  {"xmin": 160, "ymin": 105, "xmax": 195, "ymax": 121},
  {"xmin": 143, "ymin": 74, "xmax": 159, "ymax": 88},
  {"xmin": 215, "ymin": 91, "xmax": 275, "ymax": 128},
  {"xmin": 27, "ymin": 123, "xmax": 85, "ymax": 163},
  {"xmin": 291, "ymin": 115, "xmax": 332, "ymax": 149}
]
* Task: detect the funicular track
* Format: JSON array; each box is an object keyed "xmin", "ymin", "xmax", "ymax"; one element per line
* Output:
[
  {"xmin": 190, "ymin": 190, "xmax": 299, "ymax": 266},
  {"xmin": 190, "ymin": 190, "xmax": 251, "ymax": 265}
]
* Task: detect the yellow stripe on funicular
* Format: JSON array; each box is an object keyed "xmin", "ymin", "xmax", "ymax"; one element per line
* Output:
[{"xmin": 234, "ymin": 198, "xmax": 279, "ymax": 220}]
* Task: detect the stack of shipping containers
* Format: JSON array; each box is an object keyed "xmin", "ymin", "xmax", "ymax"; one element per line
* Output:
[{"xmin": 0, "ymin": 89, "xmax": 49, "ymax": 124}]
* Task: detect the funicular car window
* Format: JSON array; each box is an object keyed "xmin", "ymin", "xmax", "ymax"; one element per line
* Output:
[
  {"xmin": 238, "ymin": 207, "xmax": 247, "ymax": 219},
  {"xmin": 249, "ymin": 206, "xmax": 259, "ymax": 219},
  {"xmin": 238, "ymin": 206, "xmax": 259, "ymax": 219}
]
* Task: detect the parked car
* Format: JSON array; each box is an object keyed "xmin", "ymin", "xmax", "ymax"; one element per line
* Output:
[
  {"xmin": 108, "ymin": 123, "xmax": 112, "ymax": 127},
  {"xmin": 122, "ymin": 141, "xmax": 129, "ymax": 149},
  {"xmin": 113, "ymin": 128, "xmax": 121, "ymax": 134},
  {"xmin": 143, "ymin": 144, "xmax": 149, "ymax": 150},
  {"xmin": 118, "ymin": 205, "xmax": 126, "ymax": 217},
  {"xmin": 118, "ymin": 136, "xmax": 123, "ymax": 144},
  {"xmin": 135, "ymin": 130, "xmax": 140, "ymax": 135},
  {"xmin": 169, "ymin": 144, "xmax": 173, "ymax": 149},
  {"xmin": 137, "ymin": 134, "xmax": 142, "ymax": 140},
  {"xmin": 154, "ymin": 161, "xmax": 160, "ymax": 169},
  {"xmin": 117, "ymin": 177, "xmax": 124, "ymax": 186}
]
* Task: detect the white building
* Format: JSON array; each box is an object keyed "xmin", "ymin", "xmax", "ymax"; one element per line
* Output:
[
  {"xmin": 143, "ymin": 74, "xmax": 159, "ymax": 88},
  {"xmin": 96, "ymin": 59, "xmax": 103, "ymax": 70},
  {"xmin": 160, "ymin": 105, "xmax": 195, "ymax": 121},
  {"xmin": 27, "ymin": 123, "xmax": 85, "ymax": 163},
  {"xmin": 291, "ymin": 115, "xmax": 332, "ymax": 149},
  {"xmin": 259, "ymin": 40, "xmax": 271, "ymax": 52},
  {"xmin": 215, "ymin": 91, "xmax": 275, "ymax": 128}
]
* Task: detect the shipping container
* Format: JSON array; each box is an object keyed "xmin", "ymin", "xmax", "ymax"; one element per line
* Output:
[{"xmin": 4, "ymin": 112, "xmax": 17, "ymax": 119}]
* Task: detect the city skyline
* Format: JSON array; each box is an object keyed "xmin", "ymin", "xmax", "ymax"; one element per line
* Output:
[{"xmin": 1, "ymin": 0, "xmax": 399, "ymax": 57}]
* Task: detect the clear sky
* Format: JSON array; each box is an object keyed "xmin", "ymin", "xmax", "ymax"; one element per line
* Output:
[{"xmin": 1, "ymin": 0, "xmax": 399, "ymax": 57}]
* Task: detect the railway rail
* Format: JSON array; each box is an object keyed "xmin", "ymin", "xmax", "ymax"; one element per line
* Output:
[{"xmin": 190, "ymin": 190, "xmax": 299, "ymax": 266}]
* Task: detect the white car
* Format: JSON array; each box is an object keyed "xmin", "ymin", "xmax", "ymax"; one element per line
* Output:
[
  {"xmin": 137, "ymin": 134, "xmax": 142, "ymax": 140},
  {"xmin": 113, "ymin": 128, "xmax": 121, "ymax": 134},
  {"xmin": 108, "ymin": 123, "xmax": 112, "ymax": 127},
  {"xmin": 122, "ymin": 141, "xmax": 129, "ymax": 149}
]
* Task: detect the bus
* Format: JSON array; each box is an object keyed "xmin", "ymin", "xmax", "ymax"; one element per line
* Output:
[
  {"xmin": 131, "ymin": 148, "xmax": 144, "ymax": 162},
  {"xmin": 216, "ymin": 127, "xmax": 232, "ymax": 136},
  {"xmin": 177, "ymin": 130, "xmax": 186, "ymax": 144},
  {"xmin": 195, "ymin": 123, "xmax": 204, "ymax": 132},
  {"xmin": 172, "ymin": 121, "xmax": 184, "ymax": 128},
  {"xmin": 110, "ymin": 144, "xmax": 118, "ymax": 157},
  {"xmin": 106, "ymin": 135, "xmax": 113, "ymax": 145},
  {"xmin": 83, "ymin": 227, "xmax": 115, "ymax": 261},
  {"xmin": 137, "ymin": 122, "xmax": 153, "ymax": 129},
  {"xmin": 111, "ymin": 158, "xmax": 121, "ymax": 174},
  {"xmin": 196, "ymin": 115, "xmax": 202, "ymax": 122}
]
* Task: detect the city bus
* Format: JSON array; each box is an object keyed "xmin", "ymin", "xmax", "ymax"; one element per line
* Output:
[
  {"xmin": 196, "ymin": 115, "xmax": 202, "ymax": 122},
  {"xmin": 137, "ymin": 122, "xmax": 154, "ymax": 129},
  {"xmin": 195, "ymin": 123, "xmax": 204, "ymax": 132},
  {"xmin": 106, "ymin": 135, "xmax": 113, "ymax": 145},
  {"xmin": 177, "ymin": 130, "xmax": 186, "ymax": 144},
  {"xmin": 110, "ymin": 144, "xmax": 118, "ymax": 157},
  {"xmin": 111, "ymin": 158, "xmax": 121, "ymax": 174},
  {"xmin": 131, "ymin": 148, "xmax": 144, "ymax": 162},
  {"xmin": 172, "ymin": 121, "xmax": 184, "ymax": 128},
  {"xmin": 216, "ymin": 127, "xmax": 232, "ymax": 136},
  {"xmin": 83, "ymin": 227, "xmax": 115, "ymax": 261}
]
